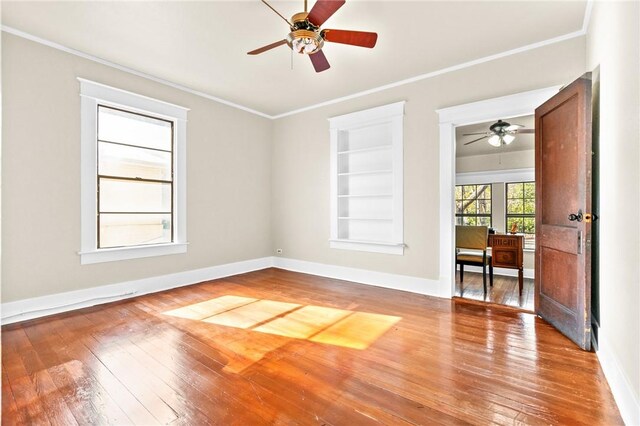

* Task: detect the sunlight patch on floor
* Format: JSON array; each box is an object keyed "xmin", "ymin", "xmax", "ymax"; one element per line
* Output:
[{"xmin": 163, "ymin": 295, "xmax": 401, "ymax": 350}]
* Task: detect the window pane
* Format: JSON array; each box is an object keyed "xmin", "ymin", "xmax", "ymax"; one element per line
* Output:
[
  {"xmin": 507, "ymin": 217, "xmax": 524, "ymax": 233},
  {"xmin": 100, "ymin": 178, "xmax": 171, "ymax": 212},
  {"xmin": 99, "ymin": 142, "xmax": 171, "ymax": 181},
  {"xmin": 478, "ymin": 184, "xmax": 491, "ymax": 199},
  {"xmin": 99, "ymin": 214, "xmax": 171, "ymax": 248},
  {"xmin": 524, "ymin": 182, "xmax": 536, "ymax": 199},
  {"xmin": 524, "ymin": 199, "xmax": 535, "ymax": 214},
  {"xmin": 507, "ymin": 199, "xmax": 524, "ymax": 214},
  {"xmin": 477, "ymin": 199, "xmax": 491, "ymax": 215},
  {"xmin": 455, "ymin": 201, "xmax": 463, "ymax": 214},
  {"xmin": 463, "ymin": 186, "xmax": 476, "ymax": 199},
  {"xmin": 463, "ymin": 201, "xmax": 477, "ymax": 214},
  {"xmin": 455, "ymin": 186, "xmax": 462, "ymax": 200},
  {"xmin": 507, "ymin": 183, "xmax": 523, "ymax": 199},
  {"xmin": 98, "ymin": 106, "xmax": 172, "ymax": 151},
  {"xmin": 463, "ymin": 216, "xmax": 477, "ymax": 226},
  {"xmin": 478, "ymin": 216, "xmax": 491, "ymax": 226},
  {"xmin": 524, "ymin": 217, "xmax": 536, "ymax": 234}
]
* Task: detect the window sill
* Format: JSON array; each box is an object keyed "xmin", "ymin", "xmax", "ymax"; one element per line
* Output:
[
  {"xmin": 329, "ymin": 239, "xmax": 405, "ymax": 255},
  {"xmin": 79, "ymin": 242, "xmax": 188, "ymax": 265}
]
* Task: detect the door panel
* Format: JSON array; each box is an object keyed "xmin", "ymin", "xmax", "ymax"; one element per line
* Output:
[
  {"xmin": 540, "ymin": 247, "xmax": 577, "ymax": 311},
  {"xmin": 535, "ymin": 73, "xmax": 592, "ymax": 350}
]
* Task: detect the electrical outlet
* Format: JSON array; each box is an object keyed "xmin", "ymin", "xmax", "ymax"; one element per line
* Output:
[{"xmin": 276, "ymin": 248, "xmax": 283, "ymax": 254}]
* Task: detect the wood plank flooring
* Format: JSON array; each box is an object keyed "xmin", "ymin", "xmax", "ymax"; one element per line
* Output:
[
  {"xmin": 456, "ymin": 271, "xmax": 535, "ymax": 311},
  {"xmin": 2, "ymin": 268, "xmax": 622, "ymax": 425}
]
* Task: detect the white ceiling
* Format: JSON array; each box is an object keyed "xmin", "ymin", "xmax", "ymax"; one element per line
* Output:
[
  {"xmin": 2, "ymin": 1, "xmax": 587, "ymax": 116},
  {"xmin": 456, "ymin": 115, "xmax": 534, "ymax": 157}
]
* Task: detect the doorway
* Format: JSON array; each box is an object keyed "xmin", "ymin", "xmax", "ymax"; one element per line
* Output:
[
  {"xmin": 454, "ymin": 116, "xmax": 535, "ymax": 310},
  {"xmin": 436, "ymin": 86, "xmax": 561, "ymax": 302}
]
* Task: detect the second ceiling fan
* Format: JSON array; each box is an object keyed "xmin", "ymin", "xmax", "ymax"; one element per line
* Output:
[
  {"xmin": 463, "ymin": 119, "xmax": 535, "ymax": 147},
  {"xmin": 248, "ymin": 0, "xmax": 378, "ymax": 72}
]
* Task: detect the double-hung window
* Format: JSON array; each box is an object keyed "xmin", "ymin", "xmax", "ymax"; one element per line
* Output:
[
  {"xmin": 506, "ymin": 181, "xmax": 535, "ymax": 250},
  {"xmin": 79, "ymin": 79, "xmax": 188, "ymax": 264},
  {"xmin": 455, "ymin": 184, "xmax": 492, "ymax": 227}
]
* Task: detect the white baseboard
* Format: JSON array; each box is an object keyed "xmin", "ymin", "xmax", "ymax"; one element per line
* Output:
[
  {"xmin": 1, "ymin": 257, "xmax": 273, "ymax": 325},
  {"xmin": 273, "ymin": 257, "xmax": 447, "ymax": 298},
  {"xmin": 597, "ymin": 331, "xmax": 640, "ymax": 426},
  {"xmin": 460, "ymin": 265, "xmax": 535, "ymax": 279},
  {"xmin": 2, "ymin": 256, "xmax": 448, "ymax": 325}
]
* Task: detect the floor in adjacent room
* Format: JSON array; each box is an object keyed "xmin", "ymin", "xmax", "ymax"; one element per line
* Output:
[
  {"xmin": 2, "ymin": 268, "xmax": 621, "ymax": 425},
  {"xmin": 455, "ymin": 270, "xmax": 535, "ymax": 311}
]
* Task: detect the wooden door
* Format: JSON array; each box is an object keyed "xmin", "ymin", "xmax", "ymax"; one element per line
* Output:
[{"xmin": 535, "ymin": 74, "xmax": 592, "ymax": 350}]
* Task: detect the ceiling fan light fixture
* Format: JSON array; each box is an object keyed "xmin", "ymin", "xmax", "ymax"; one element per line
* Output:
[
  {"xmin": 503, "ymin": 134, "xmax": 516, "ymax": 145},
  {"xmin": 488, "ymin": 134, "xmax": 501, "ymax": 147},
  {"xmin": 287, "ymin": 29, "xmax": 324, "ymax": 54}
]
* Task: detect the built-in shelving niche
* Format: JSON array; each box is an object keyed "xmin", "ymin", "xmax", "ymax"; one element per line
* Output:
[{"xmin": 329, "ymin": 101, "xmax": 405, "ymax": 255}]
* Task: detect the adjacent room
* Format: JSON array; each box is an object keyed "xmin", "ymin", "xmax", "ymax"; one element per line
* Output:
[
  {"xmin": 2, "ymin": 1, "xmax": 639, "ymax": 425},
  {"xmin": 454, "ymin": 115, "xmax": 536, "ymax": 310}
]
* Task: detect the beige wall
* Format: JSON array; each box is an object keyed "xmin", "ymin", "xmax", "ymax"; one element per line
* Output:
[
  {"xmin": 272, "ymin": 37, "xmax": 585, "ymax": 281},
  {"xmin": 586, "ymin": 0, "xmax": 640, "ymax": 410},
  {"xmin": 456, "ymin": 149, "xmax": 534, "ymax": 173},
  {"xmin": 457, "ymin": 149, "xmax": 535, "ymax": 270},
  {"xmin": 2, "ymin": 34, "xmax": 273, "ymax": 302}
]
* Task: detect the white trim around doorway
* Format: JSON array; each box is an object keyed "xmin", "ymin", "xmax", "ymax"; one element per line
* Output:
[{"xmin": 436, "ymin": 85, "xmax": 562, "ymax": 298}]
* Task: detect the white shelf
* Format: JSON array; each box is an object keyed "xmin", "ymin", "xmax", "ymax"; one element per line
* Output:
[
  {"xmin": 338, "ymin": 217, "xmax": 393, "ymax": 221},
  {"xmin": 337, "ymin": 194, "xmax": 392, "ymax": 198},
  {"xmin": 337, "ymin": 145, "xmax": 392, "ymax": 155},
  {"xmin": 330, "ymin": 101, "xmax": 405, "ymax": 255},
  {"xmin": 338, "ymin": 169, "xmax": 392, "ymax": 177}
]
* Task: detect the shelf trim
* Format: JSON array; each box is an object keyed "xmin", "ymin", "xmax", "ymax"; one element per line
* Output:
[
  {"xmin": 337, "ymin": 217, "xmax": 393, "ymax": 221},
  {"xmin": 337, "ymin": 194, "xmax": 393, "ymax": 198},
  {"xmin": 338, "ymin": 169, "xmax": 393, "ymax": 176},
  {"xmin": 337, "ymin": 144, "xmax": 392, "ymax": 155}
]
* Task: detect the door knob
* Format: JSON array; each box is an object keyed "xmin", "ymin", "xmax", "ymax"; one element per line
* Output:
[{"xmin": 568, "ymin": 211, "xmax": 583, "ymax": 222}]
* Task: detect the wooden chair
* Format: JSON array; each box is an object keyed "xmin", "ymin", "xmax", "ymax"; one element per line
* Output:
[{"xmin": 456, "ymin": 225, "xmax": 493, "ymax": 295}]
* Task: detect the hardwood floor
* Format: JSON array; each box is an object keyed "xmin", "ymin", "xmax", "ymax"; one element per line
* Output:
[
  {"xmin": 2, "ymin": 268, "xmax": 621, "ymax": 425},
  {"xmin": 456, "ymin": 270, "xmax": 535, "ymax": 311}
]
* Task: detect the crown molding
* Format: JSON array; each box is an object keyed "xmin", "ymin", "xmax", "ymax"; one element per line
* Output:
[{"xmin": 2, "ymin": 1, "xmax": 592, "ymax": 121}]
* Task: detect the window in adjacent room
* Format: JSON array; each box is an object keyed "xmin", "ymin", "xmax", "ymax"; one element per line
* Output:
[
  {"xmin": 455, "ymin": 184, "xmax": 492, "ymax": 227},
  {"xmin": 328, "ymin": 101, "xmax": 405, "ymax": 255},
  {"xmin": 79, "ymin": 79, "xmax": 188, "ymax": 264},
  {"xmin": 506, "ymin": 181, "xmax": 535, "ymax": 250}
]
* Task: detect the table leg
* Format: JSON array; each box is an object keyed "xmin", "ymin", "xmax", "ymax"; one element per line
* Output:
[{"xmin": 518, "ymin": 268, "xmax": 524, "ymax": 296}]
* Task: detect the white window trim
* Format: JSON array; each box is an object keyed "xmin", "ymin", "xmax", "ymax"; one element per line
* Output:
[
  {"xmin": 328, "ymin": 101, "xmax": 405, "ymax": 255},
  {"xmin": 78, "ymin": 78, "xmax": 189, "ymax": 264},
  {"xmin": 455, "ymin": 168, "xmax": 535, "ymax": 185}
]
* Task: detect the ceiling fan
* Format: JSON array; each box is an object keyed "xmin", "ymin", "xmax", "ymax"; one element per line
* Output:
[
  {"xmin": 247, "ymin": 0, "xmax": 378, "ymax": 73},
  {"xmin": 463, "ymin": 119, "xmax": 535, "ymax": 147}
]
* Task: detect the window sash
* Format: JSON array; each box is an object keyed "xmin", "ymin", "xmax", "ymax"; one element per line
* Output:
[
  {"xmin": 506, "ymin": 181, "xmax": 535, "ymax": 249},
  {"xmin": 96, "ymin": 105, "xmax": 175, "ymax": 249},
  {"xmin": 455, "ymin": 183, "xmax": 493, "ymax": 227}
]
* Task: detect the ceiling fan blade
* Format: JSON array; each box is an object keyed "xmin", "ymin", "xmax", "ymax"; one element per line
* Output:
[
  {"xmin": 260, "ymin": 0, "xmax": 292, "ymax": 26},
  {"xmin": 464, "ymin": 136, "xmax": 488, "ymax": 146},
  {"xmin": 309, "ymin": 49, "xmax": 330, "ymax": 72},
  {"xmin": 506, "ymin": 124, "xmax": 524, "ymax": 131},
  {"xmin": 307, "ymin": 0, "xmax": 345, "ymax": 27},
  {"xmin": 323, "ymin": 29, "xmax": 378, "ymax": 48},
  {"xmin": 247, "ymin": 39, "xmax": 288, "ymax": 55},
  {"xmin": 517, "ymin": 129, "xmax": 535, "ymax": 134},
  {"xmin": 462, "ymin": 132, "xmax": 489, "ymax": 136}
]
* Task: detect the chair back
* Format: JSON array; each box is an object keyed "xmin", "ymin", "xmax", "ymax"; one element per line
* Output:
[{"xmin": 456, "ymin": 226, "xmax": 489, "ymax": 250}]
